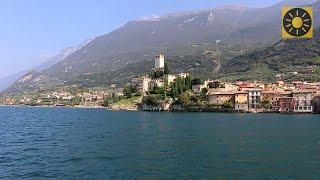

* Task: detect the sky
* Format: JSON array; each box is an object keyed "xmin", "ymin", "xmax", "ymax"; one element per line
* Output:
[{"xmin": 0, "ymin": 0, "xmax": 282, "ymax": 76}]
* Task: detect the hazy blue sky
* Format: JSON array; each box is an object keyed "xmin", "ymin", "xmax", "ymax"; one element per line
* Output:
[{"xmin": 0, "ymin": 0, "xmax": 282, "ymax": 75}]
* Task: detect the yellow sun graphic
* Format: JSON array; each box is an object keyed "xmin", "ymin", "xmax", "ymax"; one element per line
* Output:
[{"xmin": 282, "ymin": 7, "xmax": 313, "ymax": 39}]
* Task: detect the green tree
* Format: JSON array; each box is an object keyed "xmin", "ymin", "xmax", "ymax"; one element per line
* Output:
[
  {"xmin": 152, "ymin": 86, "xmax": 165, "ymax": 94},
  {"xmin": 164, "ymin": 62, "xmax": 170, "ymax": 75},
  {"xmin": 223, "ymin": 100, "xmax": 234, "ymax": 109},
  {"xmin": 261, "ymin": 99, "xmax": 271, "ymax": 109},
  {"xmin": 171, "ymin": 83, "xmax": 178, "ymax": 98},
  {"xmin": 102, "ymin": 98, "xmax": 110, "ymax": 107},
  {"xmin": 200, "ymin": 88, "xmax": 208, "ymax": 100},
  {"xmin": 142, "ymin": 95, "xmax": 163, "ymax": 106},
  {"xmin": 152, "ymin": 71, "xmax": 164, "ymax": 78},
  {"xmin": 185, "ymin": 76, "xmax": 192, "ymax": 90},
  {"xmin": 123, "ymin": 84, "xmax": 133, "ymax": 98},
  {"xmin": 191, "ymin": 78, "xmax": 203, "ymax": 85},
  {"xmin": 178, "ymin": 92, "xmax": 190, "ymax": 107},
  {"xmin": 71, "ymin": 96, "xmax": 81, "ymax": 106}
]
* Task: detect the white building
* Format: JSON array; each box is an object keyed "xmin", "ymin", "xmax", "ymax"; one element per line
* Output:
[
  {"xmin": 177, "ymin": 72, "xmax": 189, "ymax": 78},
  {"xmin": 166, "ymin": 74, "xmax": 177, "ymax": 85},
  {"xmin": 292, "ymin": 90, "xmax": 313, "ymax": 113},
  {"xmin": 247, "ymin": 88, "xmax": 263, "ymax": 110},
  {"xmin": 155, "ymin": 54, "xmax": 165, "ymax": 69}
]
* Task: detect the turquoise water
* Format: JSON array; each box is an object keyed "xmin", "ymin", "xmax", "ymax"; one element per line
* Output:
[{"xmin": 0, "ymin": 107, "xmax": 320, "ymax": 179}]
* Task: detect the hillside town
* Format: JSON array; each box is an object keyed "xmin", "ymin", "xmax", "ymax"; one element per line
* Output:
[
  {"xmin": 1, "ymin": 54, "xmax": 320, "ymax": 113},
  {"xmin": 125, "ymin": 54, "xmax": 320, "ymax": 113},
  {"xmin": 0, "ymin": 87, "xmax": 123, "ymax": 108}
]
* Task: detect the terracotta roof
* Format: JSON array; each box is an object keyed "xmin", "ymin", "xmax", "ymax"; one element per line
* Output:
[
  {"xmin": 209, "ymin": 91, "xmax": 235, "ymax": 95},
  {"xmin": 279, "ymin": 97, "xmax": 294, "ymax": 99},
  {"xmin": 292, "ymin": 89, "xmax": 315, "ymax": 93},
  {"xmin": 234, "ymin": 91, "xmax": 248, "ymax": 94},
  {"xmin": 261, "ymin": 90, "xmax": 282, "ymax": 94}
]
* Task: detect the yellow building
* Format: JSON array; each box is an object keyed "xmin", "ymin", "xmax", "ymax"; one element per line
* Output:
[
  {"xmin": 235, "ymin": 91, "xmax": 248, "ymax": 112},
  {"xmin": 208, "ymin": 92, "xmax": 235, "ymax": 105},
  {"xmin": 260, "ymin": 91, "xmax": 282, "ymax": 109}
]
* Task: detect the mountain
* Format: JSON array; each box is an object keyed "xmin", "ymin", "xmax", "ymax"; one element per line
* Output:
[
  {"xmin": 0, "ymin": 71, "xmax": 28, "ymax": 92},
  {"xmin": 3, "ymin": 71, "xmax": 63, "ymax": 94},
  {"xmin": 67, "ymin": 28, "xmax": 320, "ymax": 87},
  {"xmin": 0, "ymin": 38, "xmax": 94, "ymax": 92},
  {"xmin": 45, "ymin": 0, "xmax": 316, "ymax": 80},
  {"xmin": 220, "ymin": 28, "xmax": 320, "ymax": 82},
  {"xmin": 5, "ymin": 0, "xmax": 320, "ymax": 94},
  {"xmin": 34, "ymin": 38, "xmax": 95, "ymax": 71}
]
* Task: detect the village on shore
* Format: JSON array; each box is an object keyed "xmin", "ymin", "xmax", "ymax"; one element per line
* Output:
[{"xmin": 1, "ymin": 54, "xmax": 320, "ymax": 114}]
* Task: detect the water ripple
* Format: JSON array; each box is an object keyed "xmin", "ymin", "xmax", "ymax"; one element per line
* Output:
[{"xmin": 1, "ymin": 107, "xmax": 320, "ymax": 179}]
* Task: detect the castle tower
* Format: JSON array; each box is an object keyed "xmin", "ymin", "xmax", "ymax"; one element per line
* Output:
[{"xmin": 154, "ymin": 54, "xmax": 165, "ymax": 69}]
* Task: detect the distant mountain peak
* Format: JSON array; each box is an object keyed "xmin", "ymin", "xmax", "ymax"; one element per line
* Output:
[{"xmin": 55, "ymin": 37, "xmax": 96, "ymax": 61}]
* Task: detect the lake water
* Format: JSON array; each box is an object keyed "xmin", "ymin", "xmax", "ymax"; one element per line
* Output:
[{"xmin": 0, "ymin": 107, "xmax": 320, "ymax": 179}]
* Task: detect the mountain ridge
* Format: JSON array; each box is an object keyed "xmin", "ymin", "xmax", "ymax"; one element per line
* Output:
[
  {"xmin": 0, "ymin": 38, "xmax": 94, "ymax": 92},
  {"xmin": 4, "ymin": 0, "xmax": 320, "ymax": 94}
]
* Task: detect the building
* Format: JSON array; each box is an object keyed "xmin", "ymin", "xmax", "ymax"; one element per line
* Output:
[
  {"xmin": 150, "ymin": 78, "xmax": 164, "ymax": 90},
  {"xmin": 177, "ymin": 72, "xmax": 189, "ymax": 78},
  {"xmin": 166, "ymin": 74, "xmax": 177, "ymax": 85},
  {"xmin": 279, "ymin": 97, "xmax": 295, "ymax": 113},
  {"xmin": 261, "ymin": 91, "xmax": 282, "ymax": 110},
  {"xmin": 292, "ymin": 90, "xmax": 313, "ymax": 113},
  {"xmin": 234, "ymin": 91, "xmax": 248, "ymax": 112},
  {"xmin": 237, "ymin": 82, "xmax": 256, "ymax": 91},
  {"xmin": 312, "ymin": 96, "xmax": 320, "ymax": 113},
  {"xmin": 154, "ymin": 54, "xmax": 165, "ymax": 69},
  {"xmin": 248, "ymin": 88, "xmax": 262, "ymax": 110},
  {"xmin": 207, "ymin": 81, "xmax": 221, "ymax": 89},
  {"xmin": 192, "ymin": 84, "xmax": 206, "ymax": 93},
  {"xmin": 132, "ymin": 76, "xmax": 151, "ymax": 94},
  {"xmin": 208, "ymin": 92, "xmax": 235, "ymax": 106}
]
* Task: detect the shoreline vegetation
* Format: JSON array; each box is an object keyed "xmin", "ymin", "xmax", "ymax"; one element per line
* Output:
[{"xmin": 1, "ymin": 104, "xmax": 319, "ymax": 115}]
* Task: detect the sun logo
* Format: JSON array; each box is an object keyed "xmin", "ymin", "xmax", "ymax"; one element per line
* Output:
[{"xmin": 282, "ymin": 7, "xmax": 313, "ymax": 39}]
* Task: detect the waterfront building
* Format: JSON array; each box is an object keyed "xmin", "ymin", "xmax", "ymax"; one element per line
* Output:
[
  {"xmin": 208, "ymin": 91, "xmax": 235, "ymax": 106},
  {"xmin": 279, "ymin": 97, "xmax": 295, "ymax": 113},
  {"xmin": 247, "ymin": 88, "xmax": 263, "ymax": 110},
  {"xmin": 234, "ymin": 91, "xmax": 248, "ymax": 112},
  {"xmin": 260, "ymin": 90, "xmax": 282, "ymax": 110},
  {"xmin": 312, "ymin": 96, "xmax": 320, "ymax": 113},
  {"xmin": 292, "ymin": 90, "xmax": 313, "ymax": 113}
]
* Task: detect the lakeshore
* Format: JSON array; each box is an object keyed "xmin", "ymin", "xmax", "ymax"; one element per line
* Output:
[
  {"xmin": 2, "ymin": 104, "xmax": 320, "ymax": 115},
  {"xmin": 1, "ymin": 54, "xmax": 320, "ymax": 114}
]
